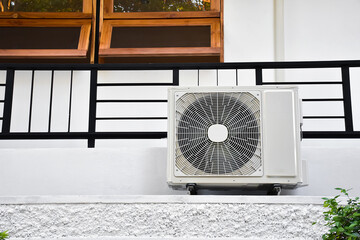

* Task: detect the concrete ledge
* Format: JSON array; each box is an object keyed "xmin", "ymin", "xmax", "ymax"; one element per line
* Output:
[
  {"xmin": 9, "ymin": 238, "xmax": 287, "ymax": 240},
  {"xmin": 8, "ymin": 238, "xmax": 299, "ymax": 240},
  {"xmin": 1, "ymin": 196, "xmax": 327, "ymax": 239},
  {"xmin": 0, "ymin": 195, "xmax": 326, "ymax": 205}
]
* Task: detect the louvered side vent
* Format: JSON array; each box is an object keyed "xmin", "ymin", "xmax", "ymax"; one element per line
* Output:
[{"xmin": 175, "ymin": 92, "xmax": 262, "ymax": 176}]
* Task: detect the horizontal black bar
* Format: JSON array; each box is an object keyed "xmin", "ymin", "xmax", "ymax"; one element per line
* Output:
[
  {"xmin": 302, "ymin": 98, "xmax": 343, "ymax": 102},
  {"xmin": 303, "ymin": 116, "xmax": 345, "ymax": 119},
  {"xmin": 97, "ymin": 99, "xmax": 167, "ymax": 103},
  {"xmin": 1, "ymin": 60, "xmax": 360, "ymax": 71},
  {"xmin": 97, "ymin": 83, "xmax": 175, "ymax": 86},
  {"xmin": 1, "ymin": 131, "xmax": 359, "ymax": 139},
  {"xmin": 303, "ymin": 131, "xmax": 360, "ymax": 138},
  {"xmin": 0, "ymin": 100, "xmax": 4, "ymax": 103},
  {"xmin": 0, "ymin": 132, "xmax": 167, "ymax": 139},
  {"xmin": 0, "ymin": 84, "xmax": 5, "ymax": 86},
  {"xmin": 96, "ymin": 117, "xmax": 167, "ymax": 120},
  {"xmin": 262, "ymin": 81, "xmax": 342, "ymax": 85}
]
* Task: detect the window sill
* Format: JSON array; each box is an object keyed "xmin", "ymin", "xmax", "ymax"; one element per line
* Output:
[
  {"xmin": 0, "ymin": 49, "xmax": 88, "ymax": 59},
  {"xmin": 99, "ymin": 47, "xmax": 221, "ymax": 58},
  {"xmin": 104, "ymin": 11, "xmax": 220, "ymax": 19}
]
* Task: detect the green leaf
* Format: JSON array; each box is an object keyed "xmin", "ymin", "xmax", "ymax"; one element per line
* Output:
[
  {"xmin": 345, "ymin": 232, "xmax": 360, "ymax": 238},
  {"xmin": 348, "ymin": 222, "xmax": 357, "ymax": 229},
  {"xmin": 0, "ymin": 231, "xmax": 9, "ymax": 240}
]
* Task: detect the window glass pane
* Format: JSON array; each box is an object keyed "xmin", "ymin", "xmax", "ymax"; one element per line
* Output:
[
  {"xmin": 0, "ymin": 0, "xmax": 82, "ymax": 12},
  {"xmin": 111, "ymin": 26, "xmax": 211, "ymax": 48},
  {"xmin": 113, "ymin": 0, "xmax": 211, "ymax": 13},
  {"xmin": 0, "ymin": 27, "xmax": 81, "ymax": 49}
]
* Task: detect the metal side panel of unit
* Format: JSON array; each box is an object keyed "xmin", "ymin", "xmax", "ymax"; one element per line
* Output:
[{"xmin": 262, "ymin": 89, "xmax": 300, "ymax": 177}]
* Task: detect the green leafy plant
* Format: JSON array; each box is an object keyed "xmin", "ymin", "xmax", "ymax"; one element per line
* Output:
[
  {"xmin": 320, "ymin": 188, "xmax": 360, "ymax": 239},
  {"xmin": 0, "ymin": 231, "xmax": 9, "ymax": 240}
]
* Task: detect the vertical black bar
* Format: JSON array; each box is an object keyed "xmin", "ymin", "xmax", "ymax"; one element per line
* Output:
[
  {"xmin": 28, "ymin": 70, "xmax": 35, "ymax": 132},
  {"xmin": 48, "ymin": 70, "xmax": 54, "ymax": 132},
  {"xmin": 2, "ymin": 69, "xmax": 15, "ymax": 133},
  {"xmin": 235, "ymin": 69, "xmax": 238, "ymax": 86},
  {"xmin": 68, "ymin": 70, "xmax": 74, "ymax": 132},
  {"xmin": 88, "ymin": 68, "xmax": 98, "ymax": 148},
  {"xmin": 216, "ymin": 69, "xmax": 219, "ymax": 86},
  {"xmin": 173, "ymin": 69, "xmax": 179, "ymax": 86},
  {"xmin": 255, "ymin": 68, "xmax": 263, "ymax": 85},
  {"xmin": 197, "ymin": 69, "xmax": 200, "ymax": 86},
  {"xmin": 341, "ymin": 66, "xmax": 354, "ymax": 132},
  {"xmin": 94, "ymin": 0, "xmax": 101, "ymax": 64}
]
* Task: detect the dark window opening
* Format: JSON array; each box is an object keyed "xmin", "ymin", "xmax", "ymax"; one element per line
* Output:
[
  {"xmin": 0, "ymin": 27, "xmax": 81, "ymax": 49},
  {"xmin": 0, "ymin": 0, "xmax": 83, "ymax": 12},
  {"xmin": 110, "ymin": 26, "xmax": 211, "ymax": 48}
]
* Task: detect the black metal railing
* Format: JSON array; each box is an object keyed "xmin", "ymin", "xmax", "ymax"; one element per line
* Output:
[{"xmin": 0, "ymin": 60, "xmax": 359, "ymax": 148}]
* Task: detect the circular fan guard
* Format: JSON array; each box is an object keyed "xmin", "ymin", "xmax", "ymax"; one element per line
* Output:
[{"xmin": 175, "ymin": 92, "xmax": 261, "ymax": 176}]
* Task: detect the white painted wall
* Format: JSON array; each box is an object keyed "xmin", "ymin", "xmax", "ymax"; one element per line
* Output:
[
  {"xmin": 283, "ymin": 0, "xmax": 360, "ymax": 61},
  {"xmin": 1, "ymin": 0, "xmax": 360, "ymax": 197},
  {"xmin": 0, "ymin": 147, "xmax": 177, "ymax": 195},
  {"xmin": 1, "ymin": 140, "xmax": 360, "ymax": 196},
  {"xmin": 224, "ymin": 0, "xmax": 275, "ymax": 62},
  {"xmin": 224, "ymin": 0, "xmax": 360, "ymax": 62}
]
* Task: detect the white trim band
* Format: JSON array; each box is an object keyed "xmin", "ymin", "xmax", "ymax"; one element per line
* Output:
[{"xmin": 0, "ymin": 195, "xmax": 327, "ymax": 205}]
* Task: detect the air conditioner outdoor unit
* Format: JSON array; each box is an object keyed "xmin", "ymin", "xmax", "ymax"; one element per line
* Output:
[{"xmin": 167, "ymin": 86, "xmax": 306, "ymax": 195}]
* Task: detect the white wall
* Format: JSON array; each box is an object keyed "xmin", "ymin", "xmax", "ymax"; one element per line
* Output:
[
  {"xmin": 1, "ymin": 140, "xmax": 360, "ymax": 196},
  {"xmin": 0, "ymin": 147, "xmax": 177, "ymax": 195},
  {"xmin": 283, "ymin": 0, "xmax": 360, "ymax": 61},
  {"xmin": 224, "ymin": 0, "xmax": 275, "ymax": 62},
  {"xmin": 224, "ymin": 0, "xmax": 360, "ymax": 62}
]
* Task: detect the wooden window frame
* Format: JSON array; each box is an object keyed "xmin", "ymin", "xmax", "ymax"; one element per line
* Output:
[
  {"xmin": 104, "ymin": 0, "xmax": 220, "ymax": 19},
  {"xmin": 0, "ymin": 0, "xmax": 92, "ymax": 19},
  {"xmin": 0, "ymin": 19, "xmax": 91, "ymax": 59},
  {"xmin": 99, "ymin": 18, "xmax": 220, "ymax": 59}
]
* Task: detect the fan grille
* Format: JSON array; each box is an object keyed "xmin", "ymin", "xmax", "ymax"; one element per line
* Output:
[{"xmin": 175, "ymin": 92, "xmax": 261, "ymax": 176}]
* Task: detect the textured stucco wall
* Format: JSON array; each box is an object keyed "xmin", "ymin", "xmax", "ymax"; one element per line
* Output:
[{"xmin": 0, "ymin": 196, "xmax": 328, "ymax": 240}]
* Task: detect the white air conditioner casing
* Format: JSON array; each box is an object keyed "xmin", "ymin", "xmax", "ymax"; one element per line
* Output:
[{"xmin": 167, "ymin": 86, "xmax": 305, "ymax": 189}]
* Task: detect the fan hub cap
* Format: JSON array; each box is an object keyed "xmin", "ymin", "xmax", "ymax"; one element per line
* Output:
[{"xmin": 208, "ymin": 124, "xmax": 228, "ymax": 142}]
